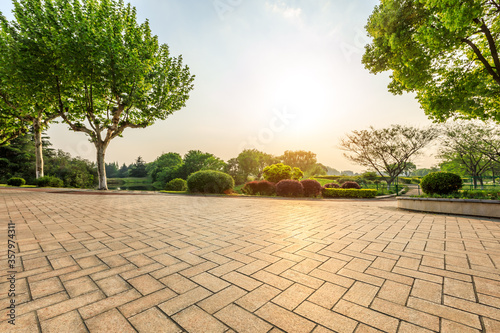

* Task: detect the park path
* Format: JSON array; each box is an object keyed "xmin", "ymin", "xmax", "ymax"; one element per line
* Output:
[{"xmin": 1, "ymin": 188, "xmax": 500, "ymax": 332}]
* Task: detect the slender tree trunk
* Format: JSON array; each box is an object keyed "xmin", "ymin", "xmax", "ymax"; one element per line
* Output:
[
  {"xmin": 33, "ymin": 116, "xmax": 44, "ymax": 179},
  {"xmin": 95, "ymin": 142, "xmax": 108, "ymax": 190}
]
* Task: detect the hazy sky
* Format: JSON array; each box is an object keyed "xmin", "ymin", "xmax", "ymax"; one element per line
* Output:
[{"xmin": 0, "ymin": 0, "xmax": 437, "ymax": 172}]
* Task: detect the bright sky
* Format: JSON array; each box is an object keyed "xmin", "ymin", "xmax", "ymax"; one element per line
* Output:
[{"xmin": 0, "ymin": 0, "xmax": 437, "ymax": 172}]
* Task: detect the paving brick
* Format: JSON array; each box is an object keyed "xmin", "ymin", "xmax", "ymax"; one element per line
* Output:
[
  {"xmin": 272, "ymin": 283, "xmax": 314, "ymax": 310},
  {"xmin": 255, "ymin": 303, "xmax": 316, "ymax": 333},
  {"xmin": 222, "ymin": 271, "xmax": 262, "ymax": 291},
  {"xmin": 377, "ymin": 280, "xmax": 411, "ymax": 305},
  {"xmin": 37, "ymin": 290, "xmax": 105, "ymax": 321},
  {"xmin": 29, "ymin": 277, "xmax": 65, "ymax": 299},
  {"xmin": 158, "ymin": 286, "xmax": 212, "ymax": 315},
  {"xmin": 40, "ymin": 310, "xmax": 87, "ymax": 333},
  {"xmin": 280, "ymin": 269, "xmax": 323, "ymax": 289},
  {"xmin": 441, "ymin": 319, "xmax": 481, "ymax": 333},
  {"xmin": 483, "ymin": 318, "xmax": 500, "ymax": 332},
  {"xmin": 62, "ymin": 276, "xmax": 99, "ymax": 298},
  {"xmin": 235, "ymin": 284, "xmax": 281, "ymax": 312},
  {"xmin": 215, "ymin": 304, "xmax": 272, "ymax": 333},
  {"xmin": 397, "ymin": 321, "xmax": 434, "ymax": 333},
  {"xmin": 172, "ymin": 305, "xmax": 226, "ymax": 333},
  {"xmin": 0, "ymin": 311, "xmax": 39, "ymax": 333},
  {"xmin": 95, "ymin": 275, "xmax": 131, "ymax": 296},
  {"xmin": 85, "ymin": 308, "xmax": 136, "ymax": 333},
  {"xmin": 251, "ymin": 270, "xmax": 293, "ymax": 290},
  {"xmin": 443, "ymin": 295, "xmax": 500, "ymax": 321},
  {"xmin": 118, "ymin": 287, "xmax": 176, "ymax": 318},
  {"xmin": 411, "ymin": 279, "xmax": 442, "ymax": 303},
  {"xmin": 198, "ymin": 285, "xmax": 247, "ymax": 314},
  {"xmin": 78, "ymin": 289, "xmax": 141, "ymax": 319},
  {"xmin": 191, "ymin": 272, "xmax": 230, "ymax": 292},
  {"xmin": 129, "ymin": 307, "xmax": 182, "ymax": 333},
  {"xmin": 307, "ymin": 282, "xmax": 346, "ymax": 308},
  {"xmin": 343, "ymin": 281, "xmax": 379, "ymax": 307},
  {"xmin": 296, "ymin": 301, "xmax": 357, "ymax": 333},
  {"xmin": 333, "ymin": 300, "xmax": 399, "ymax": 333},
  {"xmin": 128, "ymin": 274, "xmax": 165, "ymax": 295},
  {"xmin": 443, "ymin": 278, "xmax": 476, "ymax": 301}
]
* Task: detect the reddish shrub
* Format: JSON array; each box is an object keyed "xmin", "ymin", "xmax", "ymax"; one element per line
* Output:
[
  {"xmin": 300, "ymin": 179, "xmax": 322, "ymax": 197},
  {"xmin": 242, "ymin": 180, "xmax": 276, "ymax": 196},
  {"xmin": 341, "ymin": 181, "xmax": 361, "ymax": 189},
  {"xmin": 323, "ymin": 182, "xmax": 340, "ymax": 188},
  {"xmin": 276, "ymin": 179, "xmax": 304, "ymax": 197}
]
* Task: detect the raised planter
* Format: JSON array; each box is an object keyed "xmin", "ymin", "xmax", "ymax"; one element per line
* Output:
[{"xmin": 398, "ymin": 197, "xmax": 500, "ymax": 219}]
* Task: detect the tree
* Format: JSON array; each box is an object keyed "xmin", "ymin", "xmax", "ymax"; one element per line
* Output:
[
  {"xmin": 128, "ymin": 156, "xmax": 148, "ymax": 178},
  {"xmin": 237, "ymin": 149, "xmax": 277, "ymax": 180},
  {"xmin": 363, "ymin": 1, "xmax": 500, "ymax": 122},
  {"xmin": 105, "ymin": 162, "xmax": 119, "ymax": 179},
  {"xmin": 401, "ymin": 162, "xmax": 417, "ymax": 177},
  {"xmin": 0, "ymin": 10, "xmax": 59, "ymax": 177},
  {"xmin": 340, "ymin": 125, "xmax": 438, "ymax": 188},
  {"xmin": 439, "ymin": 121, "xmax": 494, "ymax": 188},
  {"xmin": 180, "ymin": 150, "xmax": 226, "ymax": 179},
  {"xmin": 118, "ymin": 163, "xmax": 129, "ymax": 178},
  {"xmin": 9, "ymin": 0, "xmax": 194, "ymax": 189},
  {"xmin": 149, "ymin": 152, "xmax": 183, "ymax": 182},
  {"xmin": 281, "ymin": 150, "xmax": 317, "ymax": 173}
]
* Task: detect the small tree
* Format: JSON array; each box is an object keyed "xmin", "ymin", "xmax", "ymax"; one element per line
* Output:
[
  {"xmin": 340, "ymin": 125, "xmax": 438, "ymax": 189},
  {"xmin": 128, "ymin": 156, "xmax": 148, "ymax": 178},
  {"xmin": 12, "ymin": 0, "xmax": 194, "ymax": 189}
]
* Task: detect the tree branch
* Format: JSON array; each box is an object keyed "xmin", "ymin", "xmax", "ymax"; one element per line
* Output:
[{"xmin": 462, "ymin": 37, "xmax": 500, "ymax": 85}]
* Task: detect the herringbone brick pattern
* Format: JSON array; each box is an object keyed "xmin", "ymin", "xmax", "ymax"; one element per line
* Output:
[{"xmin": 1, "ymin": 188, "xmax": 500, "ymax": 332}]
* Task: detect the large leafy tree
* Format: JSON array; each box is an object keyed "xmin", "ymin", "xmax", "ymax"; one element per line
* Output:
[
  {"xmin": 0, "ymin": 10, "xmax": 59, "ymax": 177},
  {"xmin": 340, "ymin": 125, "xmax": 438, "ymax": 188},
  {"xmin": 364, "ymin": 0, "xmax": 500, "ymax": 122},
  {"xmin": 280, "ymin": 150, "xmax": 318, "ymax": 174},
  {"xmin": 9, "ymin": 0, "xmax": 194, "ymax": 189},
  {"xmin": 237, "ymin": 149, "xmax": 277, "ymax": 180}
]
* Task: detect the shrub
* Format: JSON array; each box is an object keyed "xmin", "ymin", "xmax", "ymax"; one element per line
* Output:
[
  {"xmin": 263, "ymin": 163, "xmax": 292, "ymax": 183},
  {"xmin": 7, "ymin": 177, "xmax": 26, "ymax": 187},
  {"xmin": 187, "ymin": 170, "xmax": 234, "ymax": 194},
  {"xmin": 322, "ymin": 188, "xmax": 377, "ymax": 198},
  {"xmin": 420, "ymin": 172, "xmax": 462, "ymax": 195},
  {"xmin": 36, "ymin": 176, "xmax": 64, "ymax": 188},
  {"xmin": 164, "ymin": 178, "xmax": 187, "ymax": 191},
  {"xmin": 242, "ymin": 180, "xmax": 276, "ymax": 196},
  {"xmin": 300, "ymin": 179, "xmax": 322, "ymax": 197},
  {"xmin": 341, "ymin": 181, "xmax": 361, "ymax": 189},
  {"xmin": 324, "ymin": 182, "xmax": 340, "ymax": 188},
  {"xmin": 292, "ymin": 167, "xmax": 304, "ymax": 180},
  {"xmin": 337, "ymin": 177, "xmax": 356, "ymax": 184},
  {"xmin": 276, "ymin": 179, "xmax": 304, "ymax": 197}
]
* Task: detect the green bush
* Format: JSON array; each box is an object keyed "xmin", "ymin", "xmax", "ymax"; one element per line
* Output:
[
  {"xmin": 187, "ymin": 170, "xmax": 234, "ymax": 194},
  {"xmin": 165, "ymin": 178, "xmax": 187, "ymax": 191},
  {"xmin": 7, "ymin": 177, "xmax": 26, "ymax": 187},
  {"xmin": 263, "ymin": 163, "xmax": 292, "ymax": 183},
  {"xmin": 420, "ymin": 172, "xmax": 462, "ymax": 195},
  {"xmin": 36, "ymin": 176, "xmax": 64, "ymax": 188},
  {"xmin": 322, "ymin": 188, "xmax": 377, "ymax": 198}
]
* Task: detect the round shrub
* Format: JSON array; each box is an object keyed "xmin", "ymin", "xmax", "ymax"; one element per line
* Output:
[
  {"xmin": 341, "ymin": 181, "xmax": 361, "ymax": 189},
  {"xmin": 165, "ymin": 178, "xmax": 187, "ymax": 191},
  {"xmin": 36, "ymin": 176, "xmax": 64, "ymax": 188},
  {"xmin": 187, "ymin": 171, "xmax": 234, "ymax": 194},
  {"xmin": 263, "ymin": 163, "xmax": 292, "ymax": 183},
  {"xmin": 7, "ymin": 177, "xmax": 26, "ymax": 187},
  {"xmin": 276, "ymin": 179, "xmax": 304, "ymax": 197},
  {"xmin": 420, "ymin": 172, "xmax": 462, "ymax": 195},
  {"xmin": 242, "ymin": 180, "xmax": 276, "ymax": 196},
  {"xmin": 324, "ymin": 182, "xmax": 340, "ymax": 188},
  {"xmin": 300, "ymin": 179, "xmax": 322, "ymax": 197}
]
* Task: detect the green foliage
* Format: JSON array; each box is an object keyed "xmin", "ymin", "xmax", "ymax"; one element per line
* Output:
[
  {"xmin": 105, "ymin": 162, "xmax": 120, "ymax": 178},
  {"xmin": 263, "ymin": 163, "xmax": 292, "ymax": 183},
  {"xmin": 322, "ymin": 188, "xmax": 377, "ymax": 199},
  {"xmin": 224, "ymin": 158, "xmax": 247, "ymax": 185},
  {"xmin": 36, "ymin": 176, "xmax": 64, "ymax": 188},
  {"xmin": 276, "ymin": 179, "xmax": 304, "ymax": 197},
  {"xmin": 292, "ymin": 167, "xmax": 304, "ymax": 180},
  {"xmin": 281, "ymin": 150, "xmax": 317, "ymax": 174},
  {"xmin": 181, "ymin": 150, "xmax": 226, "ymax": 179},
  {"xmin": 150, "ymin": 153, "xmax": 183, "ymax": 181},
  {"xmin": 128, "ymin": 157, "xmax": 148, "ymax": 178},
  {"xmin": 300, "ymin": 179, "xmax": 322, "ymax": 197},
  {"xmin": 421, "ymin": 172, "xmax": 463, "ymax": 195},
  {"xmin": 237, "ymin": 149, "xmax": 277, "ymax": 180},
  {"xmin": 165, "ymin": 178, "xmax": 187, "ymax": 191},
  {"xmin": 187, "ymin": 171, "xmax": 234, "ymax": 194},
  {"xmin": 241, "ymin": 180, "xmax": 276, "ymax": 196},
  {"xmin": 341, "ymin": 181, "xmax": 361, "ymax": 189},
  {"xmin": 7, "ymin": 177, "xmax": 25, "ymax": 186},
  {"xmin": 323, "ymin": 182, "xmax": 340, "ymax": 188},
  {"xmin": 45, "ymin": 150, "xmax": 97, "ymax": 188},
  {"xmin": 363, "ymin": 1, "xmax": 500, "ymax": 122}
]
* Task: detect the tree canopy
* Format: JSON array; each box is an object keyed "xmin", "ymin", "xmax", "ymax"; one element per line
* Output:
[{"xmin": 363, "ymin": 0, "xmax": 500, "ymax": 122}]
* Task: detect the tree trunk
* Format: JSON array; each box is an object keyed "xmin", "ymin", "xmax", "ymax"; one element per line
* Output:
[
  {"xmin": 33, "ymin": 116, "xmax": 44, "ymax": 179},
  {"xmin": 95, "ymin": 142, "xmax": 108, "ymax": 190}
]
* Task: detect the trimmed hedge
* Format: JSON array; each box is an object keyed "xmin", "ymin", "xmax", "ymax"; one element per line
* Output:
[
  {"xmin": 341, "ymin": 181, "xmax": 361, "ymax": 189},
  {"xmin": 7, "ymin": 177, "xmax": 26, "ymax": 187},
  {"xmin": 242, "ymin": 180, "xmax": 276, "ymax": 196},
  {"xmin": 276, "ymin": 179, "xmax": 304, "ymax": 197},
  {"xmin": 187, "ymin": 170, "xmax": 234, "ymax": 194},
  {"xmin": 165, "ymin": 178, "xmax": 187, "ymax": 191},
  {"xmin": 300, "ymin": 179, "xmax": 322, "ymax": 197},
  {"xmin": 36, "ymin": 176, "xmax": 64, "ymax": 188},
  {"xmin": 323, "ymin": 182, "xmax": 340, "ymax": 188},
  {"xmin": 322, "ymin": 188, "xmax": 377, "ymax": 198},
  {"xmin": 420, "ymin": 172, "xmax": 462, "ymax": 195}
]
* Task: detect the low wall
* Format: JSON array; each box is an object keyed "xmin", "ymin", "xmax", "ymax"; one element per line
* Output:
[{"xmin": 397, "ymin": 197, "xmax": 500, "ymax": 219}]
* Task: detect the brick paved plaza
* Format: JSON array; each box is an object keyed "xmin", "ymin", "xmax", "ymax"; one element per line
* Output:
[{"xmin": 1, "ymin": 188, "xmax": 500, "ymax": 332}]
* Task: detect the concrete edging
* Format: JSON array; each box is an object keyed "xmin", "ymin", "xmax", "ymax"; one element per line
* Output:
[{"xmin": 397, "ymin": 197, "xmax": 500, "ymax": 219}]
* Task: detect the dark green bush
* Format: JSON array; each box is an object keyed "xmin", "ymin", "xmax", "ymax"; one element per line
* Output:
[
  {"xmin": 187, "ymin": 171, "xmax": 234, "ymax": 194},
  {"xmin": 36, "ymin": 176, "xmax": 64, "ymax": 188},
  {"xmin": 242, "ymin": 180, "xmax": 276, "ymax": 196},
  {"xmin": 300, "ymin": 179, "xmax": 322, "ymax": 197},
  {"xmin": 420, "ymin": 172, "xmax": 462, "ymax": 195},
  {"xmin": 7, "ymin": 177, "xmax": 26, "ymax": 187},
  {"xmin": 165, "ymin": 178, "xmax": 187, "ymax": 191},
  {"xmin": 341, "ymin": 181, "xmax": 361, "ymax": 189},
  {"xmin": 276, "ymin": 179, "xmax": 304, "ymax": 197},
  {"xmin": 322, "ymin": 188, "xmax": 377, "ymax": 198}
]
